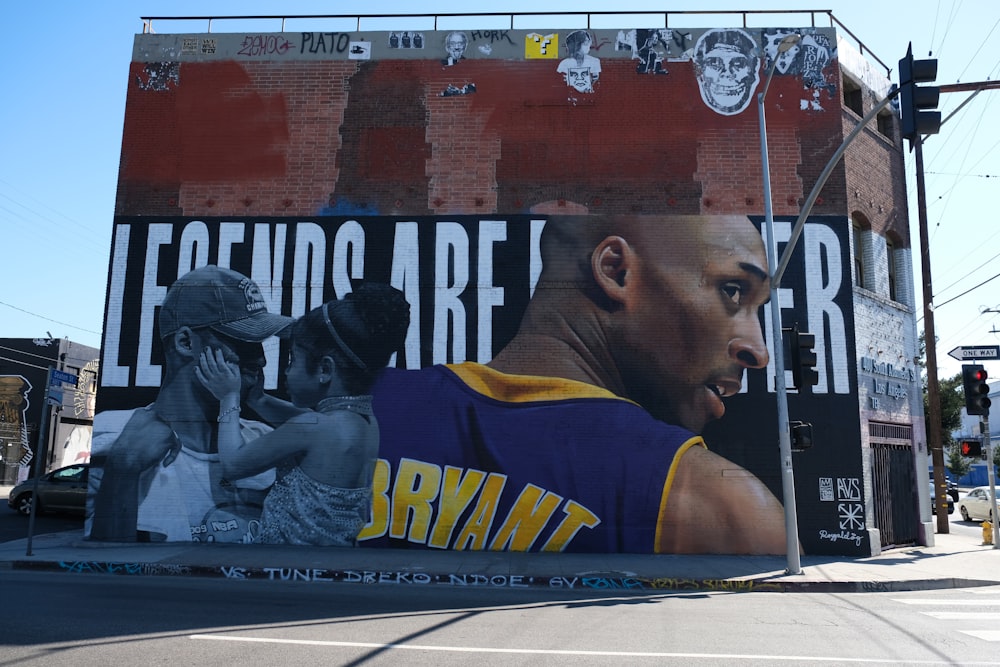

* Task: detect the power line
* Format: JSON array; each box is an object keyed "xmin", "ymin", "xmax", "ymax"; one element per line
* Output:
[
  {"xmin": 934, "ymin": 248, "xmax": 1000, "ymax": 297},
  {"xmin": 0, "ymin": 355, "xmax": 52, "ymax": 373},
  {"xmin": 0, "ymin": 300, "xmax": 101, "ymax": 335},
  {"xmin": 935, "ymin": 271, "xmax": 1000, "ymax": 310}
]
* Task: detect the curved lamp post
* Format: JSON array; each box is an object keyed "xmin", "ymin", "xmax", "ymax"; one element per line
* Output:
[{"xmin": 758, "ymin": 33, "xmax": 802, "ymax": 575}]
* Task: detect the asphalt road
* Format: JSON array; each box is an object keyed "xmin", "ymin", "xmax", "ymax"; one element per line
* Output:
[{"xmin": 2, "ymin": 570, "xmax": 999, "ymax": 665}]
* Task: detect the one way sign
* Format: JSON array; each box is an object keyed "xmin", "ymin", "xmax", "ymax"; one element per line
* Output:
[{"xmin": 948, "ymin": 345, "xmax": 1000, "ymax": 361}]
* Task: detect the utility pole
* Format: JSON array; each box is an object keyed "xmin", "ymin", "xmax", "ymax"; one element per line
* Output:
[{"xmin": 916, "ymin": 135, "xmax": 950, "ymax": 533}]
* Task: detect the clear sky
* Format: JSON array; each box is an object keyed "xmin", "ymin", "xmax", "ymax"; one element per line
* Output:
[{"xmin": 1, "ymin": 1, "xmax": 997, "ymax": 381}]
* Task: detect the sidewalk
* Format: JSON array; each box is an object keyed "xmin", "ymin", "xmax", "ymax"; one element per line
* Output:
[{"xmin": 3, "ymin": 522, "xmax": 999, "ymax": 593}]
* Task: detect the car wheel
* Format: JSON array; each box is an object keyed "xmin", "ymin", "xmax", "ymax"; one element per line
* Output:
[
  {"xmin": 14, "ymin": 493, "xmax": 32, "ymax": 516},
  {"xmin": 960, "ymin": 506, "xmax": 971, "ymax": 522}
]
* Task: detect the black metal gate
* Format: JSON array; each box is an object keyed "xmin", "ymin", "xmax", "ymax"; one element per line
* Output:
[{"xmin": 870, "ymin": 439, "xmax": 918, "ymax": 548}]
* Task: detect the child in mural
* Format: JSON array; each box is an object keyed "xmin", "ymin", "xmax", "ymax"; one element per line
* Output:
[
  {"xmin": 196, "ymin": 283, "xmax": 410, "ymax": 546},
  {"xmin": 557, "ymin": 30, "xmax": 601, "ymax": 93}
]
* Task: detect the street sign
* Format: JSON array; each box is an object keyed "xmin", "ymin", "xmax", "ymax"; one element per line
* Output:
[
  {"xmin": 50, "ymin": 369, "xmax": 78, "ymax": 386},
  {"xmin": 948, "ymin": 345, "xmax": 1000, "ymax": 361},
  {"xmin": 47, "ymin": 390, "xmax": 63, "ymax": 406}
]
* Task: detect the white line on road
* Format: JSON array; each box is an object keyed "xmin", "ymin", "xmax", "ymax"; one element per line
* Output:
[
  {"xmin": 189, "ymin": 634, "xmax": 1000, "ymax": 663},
  {"xmin": 923, "ymin": 612, "xmax": 1000, "ymax": 619},
  {"xmin": 893, "ymin": 599, "xmax": 1000, "ymax": 605},
  {"xmin": 962, "ymin": 631, "xmax": 1000, "ymax": 642}
]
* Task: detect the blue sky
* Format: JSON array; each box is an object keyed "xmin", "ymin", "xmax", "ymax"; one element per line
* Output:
[{"xmin": 1, "ymin": 1, "xmax": 997, "ymax": 380}]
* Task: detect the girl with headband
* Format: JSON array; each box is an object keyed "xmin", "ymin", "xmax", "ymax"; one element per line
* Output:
[{"xmin": 196, "ymin": 283, "xmax": 409, "ymax": 546}]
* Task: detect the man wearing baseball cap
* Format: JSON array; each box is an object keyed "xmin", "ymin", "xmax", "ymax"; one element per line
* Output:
[{"xmin": 89, "ymin": 265, "xmax": 294, "ymax": 543}]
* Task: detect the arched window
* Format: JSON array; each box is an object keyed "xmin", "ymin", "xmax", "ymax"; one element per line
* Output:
[
  {"xmin": 886, "ymin": 235, "xmax": 898, "ymax": 301},
  {"xmin": 852, "ymin": 214, "xmax": 870, "ymax": 289}
]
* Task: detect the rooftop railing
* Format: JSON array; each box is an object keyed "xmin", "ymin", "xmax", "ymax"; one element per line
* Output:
[{"xmin": 138, "ymin": 9, "xmax": 890, "ymax": 75}]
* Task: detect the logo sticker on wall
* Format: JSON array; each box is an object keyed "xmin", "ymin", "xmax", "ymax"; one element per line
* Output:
[
  {"xmin": 349, "ymin": 41, "xmax": 372, "ymax": 60},
  {"xmin": 526, "ymin": 33, "xmax": 558, "ymax": 59}
]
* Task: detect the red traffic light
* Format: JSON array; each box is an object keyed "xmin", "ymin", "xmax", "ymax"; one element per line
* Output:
[
  {"xmin": 960, "ymin": 440, "xmax": 983, "ymax": 457},
  {"xmin": 962, "ymin": 364, "xmax": 992, "ymax": 415}
]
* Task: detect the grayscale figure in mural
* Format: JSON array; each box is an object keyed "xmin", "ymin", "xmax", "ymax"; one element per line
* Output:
[
  {"xmin": 557, "ymin": 30, "xmax": 601, "ymax": 93},
  {"xmin": 88, "ymin": 265, "xmax": 294, "ymax": 543},
  {"xmin": 762, "ymin": 28, "xmax": 802, "ymax": 75},
  {"xmin": 692, "ymin": 28, "xmax": 761, "ymax": 116},
  {"xmin": 197, "ymin": 284, "xmax": 409, "ymax": 547},
  {"xmin": 442, "ymin": 31, "xmax": 468, "ymax": 66},
  {"xmin": 635, "ymin": 28, "xmax": 671, "ymax": 74},
  {"xmin": 370, "ymin": 214, "xmax": 787, "ymax": 555}
]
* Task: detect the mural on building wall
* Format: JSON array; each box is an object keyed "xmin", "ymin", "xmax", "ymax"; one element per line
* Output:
[
  {"xmin": 93, "ymin": 26, "xmax": 873, "ymax": 555},
  {"xmin": 0, "ymin": 376, "xmax": 32, "ymax": 474},
  {"xmin": 90, "ymin": 212, "xmax": 859, "ymax": 554}
]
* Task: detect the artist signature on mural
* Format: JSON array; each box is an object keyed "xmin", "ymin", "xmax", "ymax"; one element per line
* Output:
[{"xmin": 819, "ymin": 529, "xmax": 864, "ymax": 546}]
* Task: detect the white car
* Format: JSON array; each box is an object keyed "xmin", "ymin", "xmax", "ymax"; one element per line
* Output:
[{"xmin": 958, "ymin": 486, "xmax": 1000, "ymax": 522}]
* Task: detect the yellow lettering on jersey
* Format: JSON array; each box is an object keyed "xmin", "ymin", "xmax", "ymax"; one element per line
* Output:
[
  {"xmin": 541, "ymin": 499, "xmax": 601, "ymax": 552},
  {"xmin": 390, "ymin": 458, "xmax": 442, "ymax": 543},
  {"xmin": 488, "ymin": 484, "xmax": 562, "ymax": 551},
  {"xmin": 428, "ymin": 466, "xmax": 487, "ymax": 549},
  {"xmin": 356, "ymin": 458, "xmax": 390, "ymax": 540},
  {"xmin": 452, "ymin": 472, "xmax": 506, "ymax": 550}
]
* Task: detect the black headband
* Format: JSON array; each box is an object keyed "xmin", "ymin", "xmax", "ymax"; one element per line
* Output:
[{"xmin": 321, "ymin": 303, "xmax": 367, "ymax": 370}]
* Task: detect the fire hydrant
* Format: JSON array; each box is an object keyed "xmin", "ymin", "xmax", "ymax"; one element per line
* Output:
[{"xmin": 983, "ymin": 521, "xmax": 994, "ymax": 545}]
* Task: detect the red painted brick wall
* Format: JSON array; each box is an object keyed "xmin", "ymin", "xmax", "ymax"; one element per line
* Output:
[{"xmin": 116, "ymin": 53, "xmax": 865, "ymax": 226}]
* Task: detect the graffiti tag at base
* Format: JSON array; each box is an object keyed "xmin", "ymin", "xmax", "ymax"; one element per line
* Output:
[
  {"xmin": 43, "ymin": 560, "xmax": 789, "ymax": 592},
  {"xmin": 648, "ymin": 578, "xmax": 783, "ymax": 592},
  {"xmin": 58, "ymin": 561, "xmax": 191, "ymax": 576}
]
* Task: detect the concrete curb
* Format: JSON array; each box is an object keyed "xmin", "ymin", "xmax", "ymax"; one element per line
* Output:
[{"xmin": 6, "ymin": 558, "xmax": 997, "ymax": 594}]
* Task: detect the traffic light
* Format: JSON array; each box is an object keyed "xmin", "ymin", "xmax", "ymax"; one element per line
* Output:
[
  {"xmin": 790, "ymin": 421, "xmax": 813, "ymax": 452},
  {"xmin": 898, "ymin": 43, "xmax": 941, "ymax": 143},
  {"xmin": 959, "ymin": 439, "xmax": 983, "ymax": 458},
  {"xmin": 790, "ymin": 327, "xmax": 818, "ymax": 389},
  {"xmin": 961, "ymin": 364, "xmax": 991, "ymax": 416}
]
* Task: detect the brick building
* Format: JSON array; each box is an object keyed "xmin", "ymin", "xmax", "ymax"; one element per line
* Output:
[
  {"xmin": 93, "ymin": 12, "xmax": 926, "ymax": 555},
  {"xmin": 0, "ymin": 338, "xmax": 98, "ymax": 484}
]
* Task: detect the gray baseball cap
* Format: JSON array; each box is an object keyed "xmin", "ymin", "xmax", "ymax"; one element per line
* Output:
[{"xmin": 158, "ymin": 265, "xmax": 293, "ymax": 342}]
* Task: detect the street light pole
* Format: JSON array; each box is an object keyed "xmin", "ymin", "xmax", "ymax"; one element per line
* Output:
[{"xmin": 758, "ymin": 34, "xmax": 802, "ymax": 575}]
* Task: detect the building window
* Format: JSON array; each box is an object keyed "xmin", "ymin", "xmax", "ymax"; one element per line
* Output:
[
  {"xmin": 886, "ymin": 237, "xmax": 897, "ymax": 301},
  {"xmin": 853, "ymin": 219, "xmax": 867, "ymax": 288},
  {"xmin": 877, "ymin": 109, "xmax": 893, "ymax": 140},
  {"xmin": 843, "ymin": 76, "xmax": 863, "ymax": 116}
]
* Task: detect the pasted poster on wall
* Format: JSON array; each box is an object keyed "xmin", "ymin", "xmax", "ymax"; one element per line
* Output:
[{"xmin": 88, "ymin": 214, "xmax": 859, "ymax": 555}]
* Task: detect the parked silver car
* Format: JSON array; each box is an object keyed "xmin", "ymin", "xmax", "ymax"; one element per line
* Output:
[{"xmin": 958, "ymin": 486, "xmax": 1000, "ymax": 522}]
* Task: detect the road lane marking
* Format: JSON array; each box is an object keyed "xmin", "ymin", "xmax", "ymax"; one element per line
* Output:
[
  {"xmin": 894, "ymin": 599, "xmax": 1000, "ymax": 605},
  {"xmin": 190, "ymin": 634, "xmax": 1000, "ymax": 663}
]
